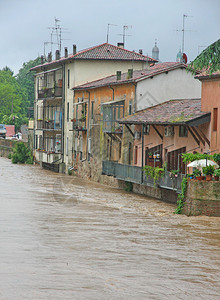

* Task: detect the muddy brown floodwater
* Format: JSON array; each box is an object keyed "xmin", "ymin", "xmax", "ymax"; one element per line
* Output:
[{"xmin": 0, "ymin": 157, "xmax": 220, "ymax": 300}]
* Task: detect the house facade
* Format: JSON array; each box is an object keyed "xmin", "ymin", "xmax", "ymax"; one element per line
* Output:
[
  {"xmin": 196, "ymin": 72, "xmax": 220, "ymax": 154},
  {"xmin": 71, "ymin": 62, "xmax": 202, "ymax": 185},
  {"xmin": 31, "ymin": 43, "xmax": 155, "ymax": 172}
]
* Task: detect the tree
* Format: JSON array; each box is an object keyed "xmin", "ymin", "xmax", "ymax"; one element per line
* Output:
[
  {"xmin": 188, "ymin": 39, "xmax": 220, "ymax": 74},
  {"xmin": 0, "ymin": 69, "xmax": 26, "ymax": 121},
  {"xmin": 16, "ymin": 57, "xmax": 41, "ymax": 112}
]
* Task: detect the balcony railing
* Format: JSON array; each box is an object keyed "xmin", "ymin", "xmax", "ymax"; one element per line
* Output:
[
  {"xmin": 36, "ymin": 119, "xmax": 62, "ymax": 131},
  {"xmin": 38, "ymin": 87, "xmax": 62, "ymax": 99},
  {"xmin": 72, "ymin": 119, "xmax": 87, "ymax": 131},
  {"xmin": 102, "ymin": 161, "xmax": 185, "ymax": 193}
]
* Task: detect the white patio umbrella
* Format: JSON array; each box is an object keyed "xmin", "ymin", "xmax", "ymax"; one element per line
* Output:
[{"xmin": 187, "ymin": 159, "xmax": 219, "ymax": 168}]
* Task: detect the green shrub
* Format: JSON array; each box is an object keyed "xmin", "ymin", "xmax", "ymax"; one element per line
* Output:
[
  {"xmin": 8, "ymin": 153, "xmax": 12, "ymax": 159},
  {"xmin": 214, "ymin": 168, "xmax": 220, "ymax": 177},
  {"xmin": 193, "ymin": 168, "xmax": 201, "ymax": 177},
  {"xmin": 175, "ymin": 177, "xmax": 187, "ymax": 214},
  {"xmin": 202, "ymin": 165, "xmax": 215, "ymax": 176},
  {"xmin": 124, "ymin": 181, "xmax": 133, "ymax": 192},
  {"xmin": 12, "ymin": 142, "xmax": 33, "ymax": 164}
]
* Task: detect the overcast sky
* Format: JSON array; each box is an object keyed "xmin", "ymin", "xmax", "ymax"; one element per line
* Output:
[{"xmin": 0, "ymin": 0, "xmax": 219, "ymax": 74}]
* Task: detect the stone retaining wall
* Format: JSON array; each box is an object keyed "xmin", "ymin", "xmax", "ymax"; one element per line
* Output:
[{"xmin": 183, "ymin": 179, "xmax": 220, "ymax": 216}]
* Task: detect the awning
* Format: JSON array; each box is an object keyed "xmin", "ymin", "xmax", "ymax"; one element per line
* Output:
[{"xmin": 101, "ymin": 99, "xmax": 125, "ymax": 106}]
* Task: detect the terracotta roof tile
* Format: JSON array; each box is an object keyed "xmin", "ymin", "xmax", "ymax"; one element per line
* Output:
[
  {"xmin": 73, "ymin": 62, "xmax": 187, "ymax": 90},
  {"xmin": 31, "ymin": 43, "xmax": 156, "ymax": 71},
  {"xmin": 119, "ymin": 99, "xmax": 210, "ymax": 125}
]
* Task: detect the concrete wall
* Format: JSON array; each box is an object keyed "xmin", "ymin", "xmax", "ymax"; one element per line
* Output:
[
  {"xmin": 183, "ymin": 179, "xmax": 220, "ymax": 216},
  {"xmin": 136, "ymin": 68, "xmax": 201, "ymax": 111}
]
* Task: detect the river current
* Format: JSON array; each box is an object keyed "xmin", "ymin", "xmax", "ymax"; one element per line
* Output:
[{"xmin": 0, "ymin": 157, "xmax": 219, "ymax": 299}]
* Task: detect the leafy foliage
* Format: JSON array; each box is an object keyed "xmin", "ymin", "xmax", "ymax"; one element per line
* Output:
[
  {"xmin": 16, "ymin": 57, "xmax": 41, "ymax": 112},
  {"xmin": 182, "ymin": 152, "xmax": 213, "ymax": 163},
  {"xmin": 2, "ymin": 114, "xmax": 28, "ymax": 132},
  {"xmin": 175, "ymin": 177, "xmax": 187, "ymax": 214},
  {"xmin": 188, "ymin": 39, "xmax": 220, "ymax": 74},
  {"xmin": 12, "ymin": 142, "xmax": 33, "ymax": 164},
  {"xmin": 214, "ymin": 168, "xmax": 220, "ymax": 177},
  {"xmin": 202, "ymin": 165, "xmax": 215, "ymax": 176}
]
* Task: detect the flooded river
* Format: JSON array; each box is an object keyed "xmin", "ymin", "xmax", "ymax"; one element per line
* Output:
[{"xmin": 0, "ymin": 157, "xmax": 219, "ymax": 299}]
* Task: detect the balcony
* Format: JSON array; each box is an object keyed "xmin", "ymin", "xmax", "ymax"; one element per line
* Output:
[
  {"xmin": 38, "ymin": 87, "xmax": 62, "ymax": 99},
  {"xmin": 102, "ymin": 161, "xmax": 185, "ymax": 193},
  {"xmin": 72, "ymin": 119, "xmax": 87, "ymax": 131},
  {"xmin": 102, "ymin": 100, "xmax": 124, "ymax": 134}
]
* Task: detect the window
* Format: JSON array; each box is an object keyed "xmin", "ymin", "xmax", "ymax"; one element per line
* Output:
[
  {"xmin": 134, "ymin": 146, "xmax": 138, "ymax": 164},
  {"xmin": 67, "ymin": 69, "xmax": 70, "ymax": 89},
  {"xmin": 35, "ymin": 135, "xmax": 38, "ymax": 149},
  {"xmin": 91, "ymin": 102, "xmax": 94, "ymax": 119},
  {"xmin": 67, "ymin": 103, "xmax": 69, "ymax": 121},
  {"xmin": 179, "ymin": 125, "xmax": 188, "ymax": 137},
  {"xmin": 128, "ymin": 142, "xmax": 132, "ymax": 165},
  {"xmin": 66, "ymin": 137, "xmax": 69, "ymax": 156},
  {"xmin": 129, "ymin": 100, "xmax": 132, "ymax": 115},
  {"xmin": 213, "ymin": 108, "xmax": 218, "ymax": 131}
]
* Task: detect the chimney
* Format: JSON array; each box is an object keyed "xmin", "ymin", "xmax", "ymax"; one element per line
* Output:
[
  {"xmin": 73, "ymin": 44, "xmax": 77, "ymax": 55},
  {"xmin": 117, "ymin": 42, "xmax": 124, "ymax": 49},
  {"xmin": 116, "ymin": 71, "xmax": 121, "ymax": 81},
  {"xmin": 48, "ymin": 52, "xmax": 52, "ymax": 62},
  {"xmin": 139, "ymin": 49, "xmax": 143, "ymax": 55},
  {"xmin": 55, "ymin": 50, "xmax": 60, "ymax": 60},
  {"xmin": 40, "ymin": 55, "xmax": 44, "ymax": 65},
  {"xmin": 127, "ymin": 69, "xmax": 133, "ymax": 79},
  {"xmin": 64, "ymin": 47, "xmax": 68, "ymax": 58}
]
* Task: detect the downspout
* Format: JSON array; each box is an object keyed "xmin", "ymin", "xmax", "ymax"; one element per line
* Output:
[
  {"xmin": 61, "ymin": 64, "xmax": 65, "ymax": 164},
  {"xmin": 86, "ymin": 90, "xmax": 90, "ymax": 160},
  {"xmin": 109, "ymin": 86, "xmax": 114, "ymax": 100}
]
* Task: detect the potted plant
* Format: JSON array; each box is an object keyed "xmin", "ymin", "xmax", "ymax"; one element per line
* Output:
[
  {"xmin": 202, "ymin": 165, "xmax": 215, "ymax": 181},
  {"xmin": 214, "ymin": 168, "xmax": 220, "ymax": 181},
  {"xmin": 170, "ymin": 169, "xmax": 179, "ymax": 179},
  {"xmin": 213, "ymin": 153, "xmax": 220, "ymax": 166},
  {"xmin": 148, "ymin": 152, "xmax": 153, "ymax": 159},
  {"xmin": 193, "ymin": 168, "xmax": 202, "ymax": 180}
]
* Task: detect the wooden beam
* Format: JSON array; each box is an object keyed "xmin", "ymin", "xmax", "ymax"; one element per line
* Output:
[
  {"xmin": 186, "ymin": 126, "xmax": 200, "ymax": 146},
  {"xmin": 196, "ymin": 127, "xmax": 210, "ymax": 147},
  {"xmin": 190, "ymin": 126, "xmax": 205, "ymax": 146},
  {"xmin": 125, "ymin": 124, "xmax": 134, "ymax": 137},
  {"xmin": 152, "ymin": 125, "xmax": 163, "ymax": 140}
]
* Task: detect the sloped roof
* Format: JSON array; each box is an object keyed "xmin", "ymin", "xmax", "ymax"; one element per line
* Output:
[
  {"xmin": 31, "ymin": 43, "xmax": 156, "ymax": 71},
  {"xmin": 119, "ymin": 99, "xmax": 210, "ymax": 126},
  {"xmin": 195, "ymin": 70, "xmax": 220, "ymax": 80},
  {"xmin": 73, "ymin": 62, "xmax": 187, "ymax": 90}
]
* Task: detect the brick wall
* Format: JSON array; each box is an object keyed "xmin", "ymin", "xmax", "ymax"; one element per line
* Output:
[{"xmin": 183, "ymin": 179, "xmax": 220, "ymax": 216}]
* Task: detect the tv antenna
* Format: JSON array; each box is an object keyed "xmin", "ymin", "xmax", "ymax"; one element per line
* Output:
[
  {"xmin": 176, "ymin": 14, "xmax": 194, "ymax": 54},
  {"xmin": 46, "ymin": 17, "xmax": 69, "ymax": 55},
  {"xmin": 118, "ymin": 25, "xmax": 132, "ymax": 46},
  {"xmin": 107, "ymin": 23, "xmax": 117, "ymax": 43}
]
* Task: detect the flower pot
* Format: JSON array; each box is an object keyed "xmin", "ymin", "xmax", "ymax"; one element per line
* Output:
[
  {"xmin": 196, "ymin": 176, "xmax": 203, "ymax": 181},
  {"xmin": 214, "ymin": 176, "xmax": 219, "ymax": 181},
  {"xmin": 206, "ymin": 175, "xmax": 212, "ymax": 181}
]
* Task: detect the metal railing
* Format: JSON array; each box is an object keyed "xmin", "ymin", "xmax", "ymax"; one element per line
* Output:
[
  {"xmin": 102, "ymin": 161, "xmax": 185, "ymax": 193},
  {"xmin": 38, "ymin": 87, "xmax": 62, "ymax": 99},
  {"xmin": 72, "ymin": 119, "xmax": 87, "ymax": 131}
]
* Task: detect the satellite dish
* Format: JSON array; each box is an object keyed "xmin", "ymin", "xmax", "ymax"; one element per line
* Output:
[{"xmin": 182, "ymin": 53, "xmax": 188, "ymax": 64}]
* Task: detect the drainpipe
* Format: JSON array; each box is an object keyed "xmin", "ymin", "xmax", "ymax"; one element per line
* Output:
[
  {"xmin": 109, "ymin": 86, "xmax": 114, "ymax": 100},
  {"xmin": 61, "ymin": 64, "xmax": 65, "ymax": 165},
  {"xmin": 86, "ymin": 90, "xmax": 90, "ymax": 160}
]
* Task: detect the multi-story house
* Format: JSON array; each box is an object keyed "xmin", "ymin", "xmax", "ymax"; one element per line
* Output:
[
  {"xmin": 71, "ymin": 62, "xmax": 202, "ymax": 184},
  {"xmin": 31, "ymin": 43, "xmax": 156, "ymax": 171},
  {"xmin": 196, "ymin": 71, "xmax": 220, "ymax": 154}
]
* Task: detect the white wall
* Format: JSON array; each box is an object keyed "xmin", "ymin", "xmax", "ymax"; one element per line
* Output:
[
  {"xmin": 136, "ymin": 68, "xmax": 201, "ymax": 111},
  {"xmin": 63, "ymin": 59, "xmax": 147, "ymax": 169}
]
